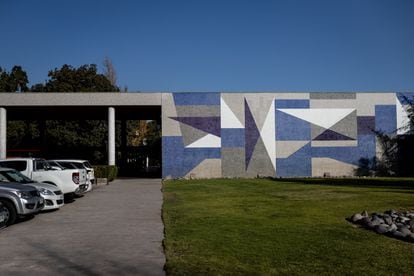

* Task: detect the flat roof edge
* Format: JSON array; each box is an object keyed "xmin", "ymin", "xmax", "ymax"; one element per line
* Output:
[
  {"xmin": 0, "ymin": 92, "xmax": 163, "ymax": 106},
  {"xmin": 0, "ymin": 91, "xmax": 413, "ymax": 107}
]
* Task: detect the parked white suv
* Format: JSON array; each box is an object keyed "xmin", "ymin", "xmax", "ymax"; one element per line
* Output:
[
  {"xmin": 51, "ymin": 160, "xmax": 95, "ymax": 192},
  {"xmin": 0, "ymin": 158, "xmax": 87, "ymax": 196},
  {"xmin": 47, "ymin": 160, "xmax": 92, "ymax": 192}
]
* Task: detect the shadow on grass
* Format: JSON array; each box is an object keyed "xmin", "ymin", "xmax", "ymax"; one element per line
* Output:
[{"xmin": 274, "ymin": 177, "xmax": 414, "ymax": 190}]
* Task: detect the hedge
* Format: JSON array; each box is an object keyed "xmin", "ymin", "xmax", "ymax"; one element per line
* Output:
[{"xmin": 93, "ymin": 165, "xmax": 118, "ymax": 182}]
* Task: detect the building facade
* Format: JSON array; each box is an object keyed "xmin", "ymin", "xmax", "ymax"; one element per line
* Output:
[
  {"xmin": 0, "ymin": 92, "xmax": 412, "ymax": 179},
  {"xmin": 162, "ymin": 92, "xmax": 412, "ymax": 179}
]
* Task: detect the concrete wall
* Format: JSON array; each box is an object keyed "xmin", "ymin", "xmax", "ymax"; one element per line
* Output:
[
  {"xmin": 0, "ymin": 92, "xmax": 162, "ymax": 106},
  {"xmin": 162, "ymin": 92, "xmax": 414, "ymax": 179}
]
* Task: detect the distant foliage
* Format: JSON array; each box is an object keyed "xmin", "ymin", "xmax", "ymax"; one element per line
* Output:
[
  {"xmin": 0, "ymin": 66, "xmax": 29, "ymax": 92},
  {"xmin": 31, "ymin": 64, "xmax": 119, "ymax": 92},
  {"xmin": 1, "ymin": 63, "xmax": 119, "ymax": 92},
  {"xmin": 127, "ymin": 120, "xmax": 161, "ymax": 147},
  {"xmin": 2, "ymin": 63, "xmax": 120, "ymax": 163},
  {"xmin": 355, "ymin": 157, "xmax": 375, "ymax": 177},
  {"xmin": 93, "ymin": 165, "xmax": 118, "ymax": 181}
]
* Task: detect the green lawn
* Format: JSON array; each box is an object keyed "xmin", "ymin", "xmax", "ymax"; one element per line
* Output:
[{"xmin": 162, "ymin": 178, "xmax": 414, "ymax": 275}]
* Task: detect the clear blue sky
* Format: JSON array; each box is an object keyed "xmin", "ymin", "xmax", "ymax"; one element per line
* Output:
[{"xmin": 0, "ymin": 0, "xmax": 413, "ymax": 92}]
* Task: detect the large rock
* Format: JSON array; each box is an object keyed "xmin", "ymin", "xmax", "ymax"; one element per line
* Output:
[
  {"xmin": 359, "ymin": 217, "xmax": 371, "ymax": 227},
  {"xmin": 388, "ymin": 223, "xmax": 398, "ymax": 233},
  {"xmin": 347, "ymin": 210, "xmax": 414, "ymax": 243},
  {"xmin": 395, "ymin": 222, "xmax": 405, "ymax": 228},
  {"xmin": 351, "ymin": 213, "xmax": 364, "ymax": 222},
  {"xmin": 385, "ymin": 209, "xmax": 396, "ymax": 215},
  {"xmin": 375, "ymin": 224, "xmax": 389, "ymax": 234},
  {"xmin": 398, "ymin": 226, "xmax": 412, "ymax": 237},
  {"xmin": 383, "ymin": 215, "xmax": 393, "ymax": 225},
  {"xmin": 371, "ymin": 218, "xmax": 382, "ymax": 226},
  {"xmin": 365, "ymin": 222, "xmax": 375, "ymax": 229},
  {"xmin": 397, "ymin": 216, "xmax": 410, "ymax": 223},
  {"xmin": 392, "ymin": 231, "xmax": 405, "ymax": 239}
]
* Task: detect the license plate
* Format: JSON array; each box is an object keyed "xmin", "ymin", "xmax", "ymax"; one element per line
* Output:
[{"xmin": 39, "ymin": 198, "xmax": 44, "ymax": 204}]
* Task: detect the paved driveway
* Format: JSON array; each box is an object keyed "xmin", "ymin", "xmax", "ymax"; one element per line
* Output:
[{"xmin": 0, "ymin": 179, "xmax": 165, "ymax": 275}]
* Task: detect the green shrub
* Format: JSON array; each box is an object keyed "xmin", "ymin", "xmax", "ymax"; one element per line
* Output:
[
  {"xmin": 108, "ymin": 166, "xmax": 118, "ymax": 181},
  {"xmin": 93, "ymin": 165, "xmax": 118, "ymax": 181}
]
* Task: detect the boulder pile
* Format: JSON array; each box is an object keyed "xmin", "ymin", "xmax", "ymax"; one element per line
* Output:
[{"xmin": 347, "ymin": 210, "xmax": 414, "ymax": 243}]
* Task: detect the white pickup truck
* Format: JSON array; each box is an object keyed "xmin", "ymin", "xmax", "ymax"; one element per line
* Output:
[{"xmin": 0, "ymin": 158, "xmax": 87, "ymax": 195}]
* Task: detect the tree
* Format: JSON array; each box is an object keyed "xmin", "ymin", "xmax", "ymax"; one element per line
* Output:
[
  {"xmin": 30, "ymin": 83, "xmax": 46, "ymax": 92},
  {"xmin": 125, "ymin": 120, "xmax": 161, "ymax": 147},
  {"xmin": 374, "ymin": 131, "xmax": 399, "ymax": 176},
  {"xmin": 358, "ymin": 96, "xmax": 414, "ymax": 176},
  {"xmin": 381, "ymin": 96, "xmax": 414, "ymax": 176},
  {"xmin": 355, "ymin": 157, "xmax": 376, "ymax": 177},
  {"xmin": 23, "ymin": 63, "xmax": 119, "ymax": 163},
  {"xmin": 401, "ymin": 96, "xmax": 414, "ymax": 135},
  {"xmin": 10, "ymin": 66, "xmax": 29, "ymax": 92},
  {"xmin": 103, "ymin": 57, "xmax": 117, "ymax": 87},
  {"xmin": 0, "ymin": 66, "xmax": 29, "ymax": 92},
  {"xmin": 0, "ymin": 67, "xmax": 10, "ymax": 91},
  {"xmin": 31, "ymin": 64, "xmax": 119, "ymax": 92}
]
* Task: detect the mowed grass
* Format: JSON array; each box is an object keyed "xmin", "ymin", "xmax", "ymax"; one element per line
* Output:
[{"xmin": 162, "ymin": 178, "xmax": 414, "ymax": 275}]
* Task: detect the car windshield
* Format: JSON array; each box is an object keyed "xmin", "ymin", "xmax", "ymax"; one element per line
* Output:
[
  {"xmin": 35, "ymin": 160, "xmax": 52, "ymax": 171},
  {"xmin": 84, "ymin": 161, "xmax": 92, "ymax": 169},
  {"xmin": 0, "ymin": 170, "xmax": 34, "ymax": 184},
  {"xmin": 72, "ymin": 162, "xmax": 85, "ymax": 169},
  {"xmin": 48, "ymin": 161, "xmax": 64, "ymax": 169},
  {"xmin": 57, "ymin": 162, "xmax": 77, "ymax": 169}
]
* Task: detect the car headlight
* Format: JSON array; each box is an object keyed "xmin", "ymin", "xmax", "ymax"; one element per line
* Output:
[
  {"xmin": 39, "ymin": 188, "xmax": 54, "ymax": 196},
  {"xmin": 16, "ymin": 191, "xmax": 32, "ymax": 199}
]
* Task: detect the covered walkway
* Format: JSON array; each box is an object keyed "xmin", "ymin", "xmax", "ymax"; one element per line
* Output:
[{"xmin": 0, "ymin": 93, "xmax": 162, "ymax": 177}]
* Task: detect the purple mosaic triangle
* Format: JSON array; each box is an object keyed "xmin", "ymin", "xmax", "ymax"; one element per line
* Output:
[
  {"xmin": 314, "ymin": 129, "xmax": 354, "ymax": 141},
  {"xmin": 169, "ymin": 117, "xmax": 221, "ymax": 137},
  {"xmin": 245, "ymin": 99, "xmax": 261, "ymax": 170}
]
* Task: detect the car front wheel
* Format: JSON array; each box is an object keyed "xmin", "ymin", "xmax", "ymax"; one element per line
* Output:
[{"xmin": 0, "ymin": 200, "xmax": 17, "ymax": 226}]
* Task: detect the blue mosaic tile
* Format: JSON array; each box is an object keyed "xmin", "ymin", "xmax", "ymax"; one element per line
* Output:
[
  {"xmin": 162, "ymin": 136, "xmax": 221, "ymax": 178},
  {"xmin": 375, "ymin": 105, "xmax": 396, "ymax": 134},
  {"xmin": 357, "ymin": 116, "xmax": 375, "ymax": 135},
  {"xmin": 276, "ymin": 143, "xmax": 311, "ymax": 177},
  {"xmin": 275, "ymin": 99, "xmax": 309, "ymax": 108},
  {"xmin": 173, "ymin": 92, "xmax": 220, "ymax": 106},
  {"xmin": 221, "ymin": 128, "xmax": 245, "ymax": 148},
  {"xmin": 276, "ymin": 110, "xmax": 311, "ymax": 140},
  {"xmin": 312, "ymin": 134, "xmax": 376, "ymax": 165}
]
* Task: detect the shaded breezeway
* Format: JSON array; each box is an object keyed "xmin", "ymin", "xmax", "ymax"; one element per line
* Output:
[
  {"xmin": 5, "ymin": 105, "xmax": 162, "ymax": 177},
  {"xmin": 0, "ymin": 93, "xmax": 162, "ymax": 177},
  {"xmin": 0, "ymin": 179, "xmax": 165, "ymax": 275}
]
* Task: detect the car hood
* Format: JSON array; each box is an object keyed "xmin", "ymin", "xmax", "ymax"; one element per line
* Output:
[
  {"xmin": 0, "ymin": 182, "xmax": 38, "ymax": 192},
  {"xmin": 24, "ymin": 182, "xmax": 60, "ymax": 192}
]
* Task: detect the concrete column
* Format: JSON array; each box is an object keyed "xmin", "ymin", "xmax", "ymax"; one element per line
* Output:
[
  {"xmin": 108, "ymin": 107, "xmax": 115, "ymax": 166},
  {"xmin": 0, "ymin": 108, "xmax": 6, "ymax": 159}
]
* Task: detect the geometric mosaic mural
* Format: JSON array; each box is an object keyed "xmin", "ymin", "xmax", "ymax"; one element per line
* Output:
[{"xmin": 162, "ymin": 92, "xmax": 413, "ymax": 179}]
